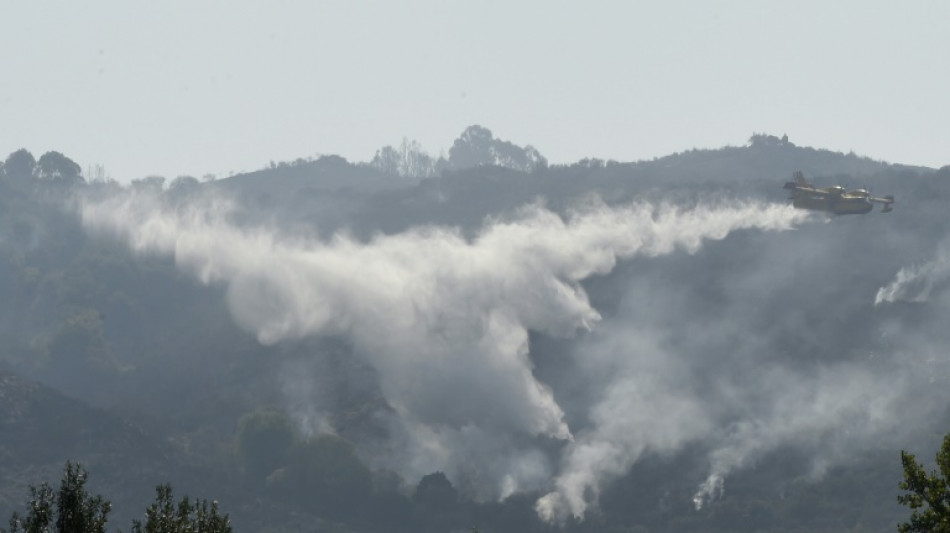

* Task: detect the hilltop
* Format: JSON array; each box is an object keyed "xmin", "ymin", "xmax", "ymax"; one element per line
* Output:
[{"xmin": 1, "ymin": 128, "xmax": 949, "ymax": 533}]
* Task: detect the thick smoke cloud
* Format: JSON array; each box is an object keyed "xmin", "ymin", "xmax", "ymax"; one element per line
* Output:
[
  {"xmin": 535, "ymin": 290, "xmax": 923, "ymax": 521},
  {"xmin": 532, "ymin": 211, "xmax": 950, "ymax": 520},
  {"xmin": 80, "ymin": 189, "xmax": 811, "ymax": 515}
]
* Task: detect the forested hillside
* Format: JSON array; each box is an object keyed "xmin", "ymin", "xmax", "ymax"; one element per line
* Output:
[{"xmin": 1, "ymin": 128, "xmax": 949, "ymax": 532}]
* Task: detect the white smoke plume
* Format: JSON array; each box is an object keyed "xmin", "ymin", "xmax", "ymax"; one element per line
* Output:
[
  {"xmin": 690, "ymin": 361, "xmax": 909, "ymax": 510},
  {"xmin": 79, "ymin": 189, "xmax": 809, "ymax": 514},
  {"xmin": 876, "ymin": 238, "xmax": 950, "ymax": 304},
  {"xmin": 533, "ymin": 302, "xmax": 917, "ymax": 521},
  {"xmin": 537, "ymin": 322, "xmax": 714, "ymax": 521}
]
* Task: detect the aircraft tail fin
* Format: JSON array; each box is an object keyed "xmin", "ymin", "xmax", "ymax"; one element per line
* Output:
[
  {"xmin": 873, "ymin": 195, "xmax": 895, "ymax": 213},
  {"xmin": 784, "ymin": 171, "xmax": 810, "ymax": 191},
  {"xmin": 882, "ymin": 195, "xmax": 894, "ymax": 213}
]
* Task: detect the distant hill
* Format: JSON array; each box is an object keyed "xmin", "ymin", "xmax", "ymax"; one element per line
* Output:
[
  {"xmin": 208, "ymin": 131, "xmax": 938, "ymax": 240},
  {"xmin": 215, "ymin": 154, "xmax": 421, "ymax": 196},
  {"xmin": 2, "ymin": 130, "xmax": 950, "ymax": 533},
  {"xmin": 0, "ymin": 368, "xmax": 170, "ymax": 524},
  {"xmin": 0, "ymin": 369, "xmax": 344, "ymax": 531},
  {"xmin": 217, "ymin": 131, "xmax": 933, "ymax": 196}
]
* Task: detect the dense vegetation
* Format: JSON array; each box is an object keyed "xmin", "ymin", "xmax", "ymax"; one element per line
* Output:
[
  {"xmin": 898, "ymin": 433, "xmax": 950, "ymax": 533},
  {"xmin": 1, "ymin": 462, "xmax": 230, "ymax": 533},
  {"xmin": 2, "ymin": 128, "xmax": 950, "ymax": 532}
]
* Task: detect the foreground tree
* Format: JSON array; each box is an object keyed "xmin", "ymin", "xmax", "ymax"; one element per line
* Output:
[
  {"xmin": 898, "ymin": 433, "xmax": 950, "ymax": 533},
  {"xmin": 130, "ymin": 485, "xmax": 231, "ymax": 533},
  {"xmin": 2, "ymin": 462, "xmax": 111, "ymax": 533},
  {"xmin": 3, "ymin": 463, "xmax": 230, "ymax": 533}
]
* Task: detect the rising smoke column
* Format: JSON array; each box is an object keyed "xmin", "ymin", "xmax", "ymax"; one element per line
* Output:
[
  {"xmin": 535, "ymin": 320, "xmax": 714, "ymax": 521},
  {"xmin": 876, "ymin": 238, "xmax": 950, "ymax": 304},
  {"xmin": 80, "ymin": 189, "xmax": 808, "ymax": 510},
  {"xmin": 688, "ymin": 361, "xmax": 909, "ymax": 510},
  {"xmin": 537, "ymin": 278, "xmax": 925, "ymax": 522}
]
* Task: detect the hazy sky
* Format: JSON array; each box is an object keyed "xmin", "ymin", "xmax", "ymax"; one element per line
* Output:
[{"xmin": 2, "ymin": 1, "xmax": 948, "ymax": 181}]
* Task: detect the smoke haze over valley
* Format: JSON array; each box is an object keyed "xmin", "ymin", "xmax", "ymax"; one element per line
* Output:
[
  {"xmin": 4, "ymin": 2, "xmax": 950, "ymax": 530},
  {"xmin": 4, "ymin": 124, "xmax": 950, "ymax": 532},
  {"xmin": 79, "ymin": 185, "xmax": 809, "ymax": 516}
]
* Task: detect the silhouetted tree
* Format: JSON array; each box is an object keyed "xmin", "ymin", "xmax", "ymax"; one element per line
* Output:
[
  {"xmin": 413, "ymin": 472, "xmax": 459, "ymax": 510},
  {"xmin": 898, "ymin": 433, "xmax": 950, "ymax": 533},
  {"xmin": 448, "ymin": 125, "xmax": 495, "ymax": 170},
  {"xmin": 36, "ymin": 151, "xmax": 83, "ymax": 185},
  {"xmin": 2, "ymin": 464, "xmax": 231, "ymax": 533},
  {"xmin": 371, "ymin": 138, "xmax": 439, "ymax": 178},
  {"xmin": 748, "ymin": 133, "xmax": 784, "ymax": 149},
  {"xmin": 2, "ymin": 462, "xmax": 111, "ymax": 533},
  {"xmin": 167, "ymin": 175, "xmax": 200, "ymax": 197},
  {"xmin": 131, "ymin": 176, "xmax": 165, "ymax": 192},
  {"xmin": 448, "ymin": 125, "xmax": 546, "ymax": 172},
  {"xmin": 130, "ymin": 485, "xmax": 231, "ymax": 533},
  {"xmin": 85, "ymin": 164, "xmax": 110, "ymax": 183},
  {"xmin": 3, "ymin": 149, "xmax": 36, "ymax": 183},
  {"xmin": 412, "ymin": 472, "xmax": 465, "ymax": 533},
  {"xmin": 398, "ymin": 138, "xmax": 438, "ymax": 178},
  {"xmin": 372, "ymin": 145, "xmax": 401, "ymax": 176}
]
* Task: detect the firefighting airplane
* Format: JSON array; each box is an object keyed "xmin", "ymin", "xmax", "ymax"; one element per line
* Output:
[{"xmin": 783, "ymin": 171, "xmax": 894, "ymax": 214}]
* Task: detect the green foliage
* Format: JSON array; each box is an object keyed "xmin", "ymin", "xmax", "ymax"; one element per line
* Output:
[
  {"xmin": 55, "ymin": 463, "xmax": 110, "ymax": 533},
  {"xmin": 1, "ymin": 462, "xmax": 111, "ymax": 533},
  {"xmin": 2, "ymin": 464, "xmax": 231, "ymax": 533},
  {"xmin": 898, "ymin": 433, "xmax": 950, "ymax": 533},
  {"xmin": 130, "ymin": 484, "xmax": 231, "ymax": 533}
]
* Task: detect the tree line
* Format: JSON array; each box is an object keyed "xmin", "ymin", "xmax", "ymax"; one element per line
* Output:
[
  {"xmin": 1, "ymin": 124, "xmax": 548, "ymax": 189},
  {"xmin": 4, "ymin": 431, "xmax": 949, "ymax": 533},
  {"xmin": 2, "ymin": 149, "xmax": 84, "ymax": 187},
  {"xmin": 2, "ymin": 463, "xmax": 229, "ymax": 533}
]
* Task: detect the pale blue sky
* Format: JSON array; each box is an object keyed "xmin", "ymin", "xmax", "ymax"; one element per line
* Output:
[{"xmin": 2, "ymin": 1, "xmax": 948, "ymax": 181}]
